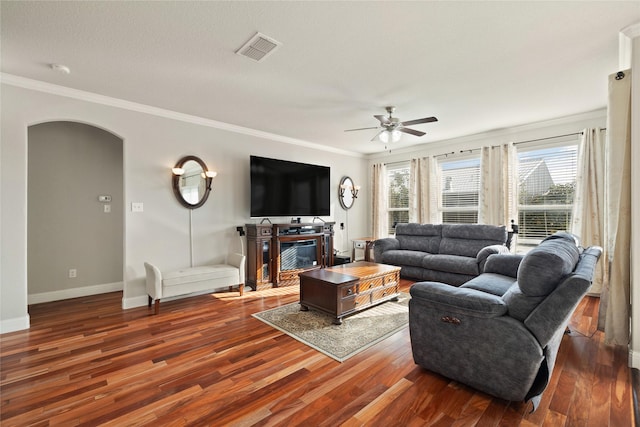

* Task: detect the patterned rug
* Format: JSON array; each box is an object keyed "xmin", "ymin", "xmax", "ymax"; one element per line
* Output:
[{"xmin": 252, "ymin": 293, "xmax": 410, "ymax": 362}]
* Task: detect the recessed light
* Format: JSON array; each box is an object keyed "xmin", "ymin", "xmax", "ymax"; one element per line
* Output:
[{"xmin": 50, "ymin": 63, "xmax": 71, "ymax": 74}]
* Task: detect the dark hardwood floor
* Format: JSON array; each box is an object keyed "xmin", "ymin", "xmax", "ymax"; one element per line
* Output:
[{"xmin": 0, "ymin": 280, "xmax": 632, "ymax": 426}]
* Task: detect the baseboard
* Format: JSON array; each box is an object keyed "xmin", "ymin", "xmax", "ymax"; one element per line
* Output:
[
  {"xmin": 0, "ymin": 315, "xmax": 30, "ymax": 334},
  {"xmin": 28, "ymin": 281, "xmax": 123, "ymax": 305},
  {"xmin": 632, "ymin": 348, "xmax": 640, "ymax": 369},
  {"xmin": 122, "ymin": 295, "xmax": 148, "ymax": 310}
]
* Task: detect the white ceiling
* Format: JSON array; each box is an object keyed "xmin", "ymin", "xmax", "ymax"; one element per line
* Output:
[{"xmin": 2, "ymin": 1, "xmax": 638, "ymax": 155}]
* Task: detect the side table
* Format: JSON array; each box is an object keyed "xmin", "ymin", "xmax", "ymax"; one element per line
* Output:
[{"xmin": 352, "ymin": 237, "xmax": 376, "ymax": 262}]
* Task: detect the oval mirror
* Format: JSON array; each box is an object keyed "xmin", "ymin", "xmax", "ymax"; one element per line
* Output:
[
  {"xmin": 172, "ymin": 155, "xmax": 213, "ymax": 209},
  {"xmin": 339, "ymin": 176, "xmax": 356, "ymax": 210}
]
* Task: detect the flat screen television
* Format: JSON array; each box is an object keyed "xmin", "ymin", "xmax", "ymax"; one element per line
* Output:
[{"xmin": 250, "ymin": 156, "xmax": 330, "ymax": 218}]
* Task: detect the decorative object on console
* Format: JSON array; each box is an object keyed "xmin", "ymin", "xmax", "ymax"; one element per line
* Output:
[
  {"xmin": 344, "ymin": 106, "xmax": 438, "ymax": 143},
  {"xmin": 171, "ymin": 155, "xmax": 217, "ymax": 209},
  {"xmin": 338, "ymin": 176, "xmax": 359, "ymax": 210}
]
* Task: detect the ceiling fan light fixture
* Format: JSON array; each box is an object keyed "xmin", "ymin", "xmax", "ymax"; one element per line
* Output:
[{"xmin": 378, "ymin": 129, "xmax": 401, "ymax": 143}]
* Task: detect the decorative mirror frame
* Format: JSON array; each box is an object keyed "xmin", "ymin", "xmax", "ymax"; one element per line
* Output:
[
  {"xmin": 338, "ymin": 176, "xmax": 356, "ymax": 210},
  {"xmin": 172, "ymin": 155, "xmax": 213, "ymax": 209}
]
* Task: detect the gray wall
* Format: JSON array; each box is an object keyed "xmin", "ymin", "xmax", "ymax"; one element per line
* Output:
[{"xmin": 28, "ymin": 122, "xmax": 123, "ymax": 296}]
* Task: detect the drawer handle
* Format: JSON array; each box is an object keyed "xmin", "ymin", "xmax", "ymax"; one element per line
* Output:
[{"xmin": 346, "ymin": 289, "xmax": 353, "ymax": 295}]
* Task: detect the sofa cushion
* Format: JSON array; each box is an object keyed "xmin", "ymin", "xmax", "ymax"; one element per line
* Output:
[
  {"xmin": 502, "ymin": 283, "xmax": 545, "ymax": 322},
  {"xmin": 395, "ymin": 223, "xmax": 442, "ymax": 253},
  {"xmin": 461, "ymin": 273, "xmax": 516, "ymax": 297},
  {"xmin": 380, "ymin": 249, "xmax": 429, "ymax": 268},
  {"xmin": 422, "ymin": 253, "xmax": 479, "ymax": 276},
  {"xmin": 517, "ymin": 239, "xmax": 580, "ymax": 297},
  {"xmin": 439, "ymin": 224, "xmax": 507, "ymax": 257}
]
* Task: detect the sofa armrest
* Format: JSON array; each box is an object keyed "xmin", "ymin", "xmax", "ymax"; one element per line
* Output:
[
  {"xmin": 227, "ymin": 253, "xmax": 246, "ymax": 283},
  {"xmin": 373, "ymin": 238, "xmax": 400, "ymax": 260},
  {"xmin": 144, "ymin": 262, "xmax": 163, "ymax": 300},
  {"xmin": 410, "ymin": 281, "xmax": 508, "ymax": 318},
  {"xmin": 476, "ymin": 244, "xmax": 510, "ymax": 272},
  {"xmin": 484, "ymin": 253, "xmax": 525, "ymax": 277}
]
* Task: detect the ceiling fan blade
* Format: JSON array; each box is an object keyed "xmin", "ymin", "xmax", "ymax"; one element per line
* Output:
[
  {"xmin": 401, "ymin": 117, "xmax": 438, "ymax": 126},
  {"xmin": 374, "ymin": 115, "xmax": 391, "ymax": 125},
  {"xmin": 344, "ymin": 126, "xmax": 379, "ymax": 132},
  {"xmin": 370, "ymin": 129, "xmax": 386, "ymax": 142},
  {"xmin": 399, "ymin": 127, "xmax": 426, "ymax": 137}
]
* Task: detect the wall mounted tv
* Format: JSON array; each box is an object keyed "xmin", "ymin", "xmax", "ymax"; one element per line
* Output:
[{"xmin": 250, "ymin": 156, "xmax": 330, "ymax": 218}]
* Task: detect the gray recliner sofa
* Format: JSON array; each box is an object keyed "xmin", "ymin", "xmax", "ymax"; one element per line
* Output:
[
  {"xmin": 374, "ymin": 223, "xmax": 509, "ymax": 286},
  {"xmin": 408, "ymin": 232, "xmax": 602, "ymax": 409}
]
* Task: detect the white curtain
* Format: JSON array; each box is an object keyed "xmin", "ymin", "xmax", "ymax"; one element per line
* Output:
[
  {"xmin": 571, "ymin": 128, "xmax": 606, "ymax": 295},
  {"xmin": 598, "ymin": 70, "xmax": 631, "ymax": 345},
  {"xmin": 371, "ymin": 163, "xmax": 388, "ymax": 239},
  {"xmin": 409, "ymin": 156, "xmax": 440, "ymax": 224},
  {"xmin": 478, "ymin": 143, "xmax": 517, "ymax": 227}
]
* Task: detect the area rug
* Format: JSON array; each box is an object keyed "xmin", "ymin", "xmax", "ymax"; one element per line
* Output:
[{"xmin": 252, "ymin": 293, "xmax": 410, "ymax": 362}]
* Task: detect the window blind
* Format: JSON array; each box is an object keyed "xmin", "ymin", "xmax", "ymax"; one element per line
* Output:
[
  {"xmin": 440, "ymin": 158, "xmax": 480, "ymax": 224},
  {"xmin": 517, "ymin": 144, "xmax": 578, "ymax": 241},
  {"xmin": 387, "ymin": 164, "xmax": 410, "ymax": 232}
]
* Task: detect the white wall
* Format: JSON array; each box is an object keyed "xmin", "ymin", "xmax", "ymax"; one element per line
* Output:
[{"xmin": 0, "ymin": 81, "xmax": 369, "ymax": 333}]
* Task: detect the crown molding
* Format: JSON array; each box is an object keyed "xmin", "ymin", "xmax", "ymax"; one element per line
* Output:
[{"xmin": 0, "ymin": 73, "xmax": 363, "ymax": 158}]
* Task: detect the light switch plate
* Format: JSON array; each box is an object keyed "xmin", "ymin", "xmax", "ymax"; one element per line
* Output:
[{"xmin": 131, "ymin": 202, "xmax": 144, "ymax": 212}]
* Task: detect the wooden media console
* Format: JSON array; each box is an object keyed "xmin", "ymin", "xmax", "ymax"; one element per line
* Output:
[{"xmin": 246, "ymin": 222, "xmax": 335, "ymax": 290}]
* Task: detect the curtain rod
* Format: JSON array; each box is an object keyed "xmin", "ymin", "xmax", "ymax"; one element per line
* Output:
[{"xmin": 513, "ymin": 128, "xmax": 606, "ymax": 145}]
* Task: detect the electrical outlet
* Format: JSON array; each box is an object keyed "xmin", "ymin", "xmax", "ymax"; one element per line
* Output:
[
  {"xmin": 69, "ymin": 269, "xmax": 77, "ymax": 278},
  {"xmin": 131, "ymin": 202, "xmax": 144, "ymax": 212}
]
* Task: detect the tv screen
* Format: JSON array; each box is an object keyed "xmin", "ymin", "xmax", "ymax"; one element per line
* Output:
[{"xmin": 250, "ymin": 156, "xmax": 330, "ymax": 218}]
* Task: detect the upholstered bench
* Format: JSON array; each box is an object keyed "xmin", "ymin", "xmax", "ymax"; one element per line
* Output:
[{"xmin": 144, "ymin": 253, "xmax": 246, "ymax": 314}]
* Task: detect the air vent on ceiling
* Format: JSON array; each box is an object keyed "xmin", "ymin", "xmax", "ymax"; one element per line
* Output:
[{"xmin": 236, "ymin": 32, "xmax": 281, "ymax": 62}]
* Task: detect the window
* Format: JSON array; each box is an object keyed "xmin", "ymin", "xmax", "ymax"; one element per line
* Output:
[
  {"xmin": 517, "ymin": 143, "xmax": 578, "ymax": 243},
  {"xmin": 386, "ymin": 163, "xmax": 410, "ymax": 233},
  {"xmin": 439, "ymin": 157, "xmax": 481, "ymax": 224}
]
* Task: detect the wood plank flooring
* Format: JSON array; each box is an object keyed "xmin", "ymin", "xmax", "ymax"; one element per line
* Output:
[{"xmin": 0, "ymin": 280, "xmax": 633, "ymax": 426}]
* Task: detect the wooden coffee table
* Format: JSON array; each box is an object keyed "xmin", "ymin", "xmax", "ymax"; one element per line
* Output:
[{"xmin": 298, "ymin": 261, "xmax": 401, "ymax": 324}]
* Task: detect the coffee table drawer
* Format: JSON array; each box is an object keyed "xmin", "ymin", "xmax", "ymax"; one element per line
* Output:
[
  {"xmin": 341, "ymin": 285, "xmax": 357, "ymax": 298},
  {"xmin": 354, "ymin": 293, "xmax": 371, "ymax": 308},
  {"xmin": 359, "ymin": 276, "xmax": 384, "ymax": 292},
  {"xmin": 371, "ymin": 283, "xmax": 399, "ymax": 302}
]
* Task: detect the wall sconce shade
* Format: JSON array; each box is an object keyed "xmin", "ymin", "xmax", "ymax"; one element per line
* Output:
[{"xmin": 172, "ymin": 167, "xmax": 185, "ymax": 176}]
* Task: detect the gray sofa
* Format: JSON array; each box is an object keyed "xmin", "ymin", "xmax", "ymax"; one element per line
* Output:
[
  {"xmin": 374, "ymin": 223, "xmax": 509, "ymax": 286},
  {"xmin": 408, "ymin": 232, "xmax": 602, "ymax": 409}
]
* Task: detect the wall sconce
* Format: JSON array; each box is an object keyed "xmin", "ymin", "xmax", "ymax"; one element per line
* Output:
[
  {"xmin": 172, "ymin": 167, "xmax": 185, "ymax": 176},
  {"xmin": 339, "ymin": 176, "xmax": 359, "ymax": 210}
]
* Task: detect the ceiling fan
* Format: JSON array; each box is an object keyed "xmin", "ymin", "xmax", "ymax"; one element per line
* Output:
[{"xmin": 345, "ymin": 106, "xmax": 438, "ymax": 143}]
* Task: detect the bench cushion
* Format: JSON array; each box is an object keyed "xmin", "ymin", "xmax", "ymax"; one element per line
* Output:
[{"xmin": 163, "ymin": 265, "xmax": 240, "ymax": 287}]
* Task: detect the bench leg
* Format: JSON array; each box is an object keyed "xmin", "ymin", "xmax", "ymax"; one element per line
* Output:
[
  {"xmin": 229, "ymin": 283, "xmax": 244, "ymax": 296},
  {"xmin": 154, "ymin": 299, "xmax": 160, "ymax": 315},
  {"xmin": 148, "ymin": 295, "xmax": 152, "ymax": 307}
]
